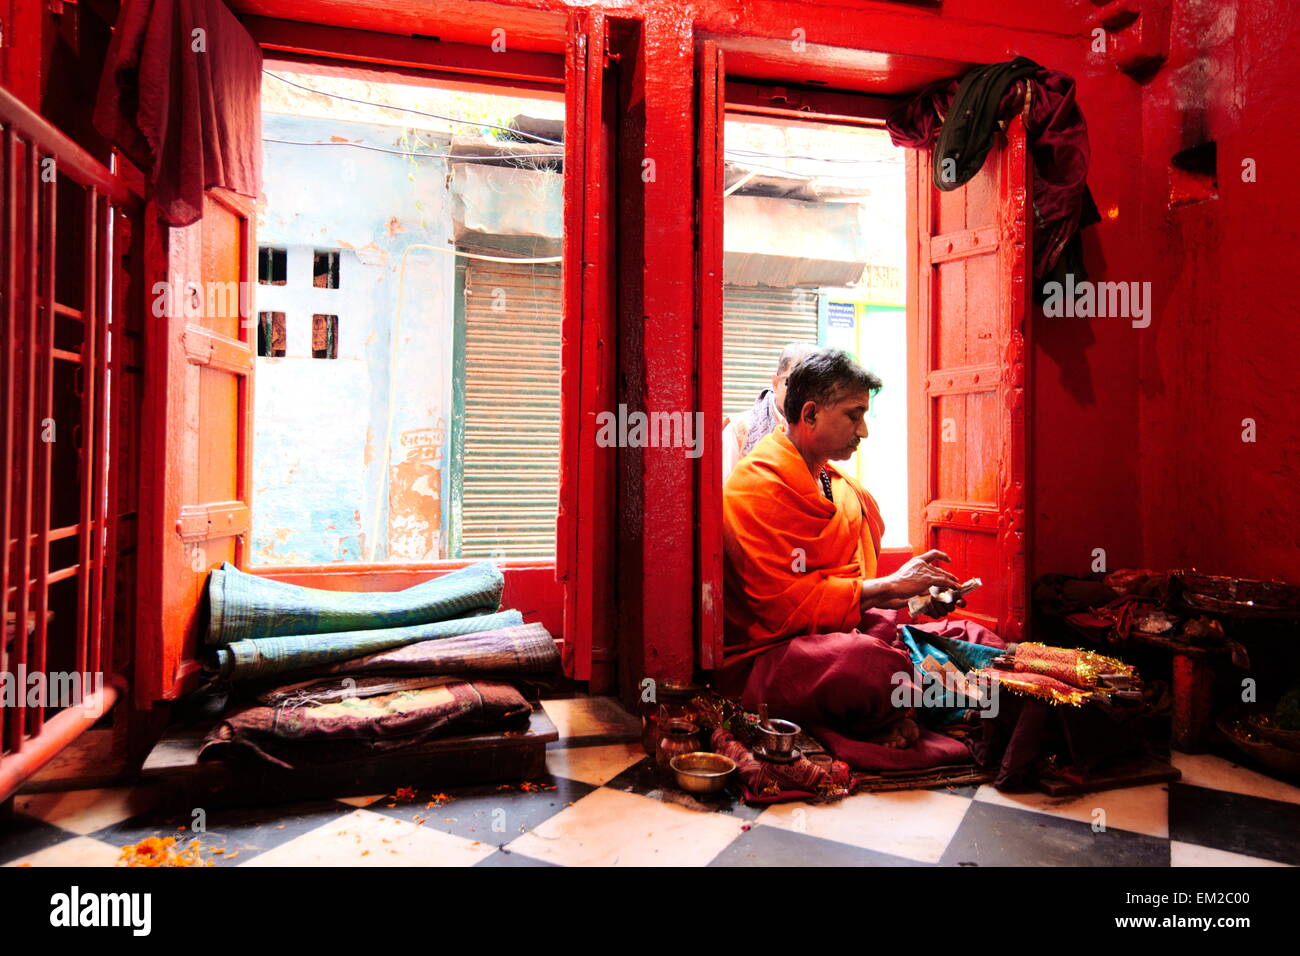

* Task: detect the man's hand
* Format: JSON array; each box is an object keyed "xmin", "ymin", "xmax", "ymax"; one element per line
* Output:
[
  {"xmin": 858, "ymin": 550, "xmax": 960, "ymax": 615},
  {"xmin": 889, "ymin": 549, "xmax": 960, "ymax": 599}
]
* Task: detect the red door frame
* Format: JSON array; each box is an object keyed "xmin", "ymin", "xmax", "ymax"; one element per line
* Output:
[
  {"xmin": 246, "ymin": 16, "xmax": 617, "ymax": 680},
  {"xmin": 242, "ymin": 19, "xmax": 574, "ymax": 643},
  {"xmin": 694, "ymin": 45, "xmax": 1033, "ymax": 671},
  {"xmin": 137, "ymin": 12, "xmax": 618, "ymax": 701}
]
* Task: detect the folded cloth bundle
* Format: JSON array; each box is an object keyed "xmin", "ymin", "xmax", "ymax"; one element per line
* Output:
[
  {"xmin": 208, "ymin": 609, "xmax": 524, "ymax": 682},
  {"xmin": 710, "ymin": 727, "xmax": 854, "ymax": 804},
  {"xmin": 199, "ymin": 677, "xmax": 532, "ymax": 770},
  {"xmin": 206, "ymin": 559, "xmax": 505, "ymax": 644}
]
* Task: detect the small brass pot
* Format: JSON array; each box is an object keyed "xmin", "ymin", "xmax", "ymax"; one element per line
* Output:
[
  {"xmin": 669, "ymin": 751, "xmax": 736, "ymax": 794},
  {"xmin": 655, "ymin": 719, "xmax": 702, "ymax": 775}
]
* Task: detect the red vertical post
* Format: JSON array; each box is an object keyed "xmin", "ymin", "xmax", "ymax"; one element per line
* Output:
[
  {"xmin": 90, "ymin": 193, "xmax": 112, "ymax": 677},
  {"xmin": 1, "ymin": 128, "xmax": 17, "ymax": 753},
  {"xmin": 100, "ymin": 206, "xmax": 126, "ymax": 681},
  {"xmin": 694, "ymin": 40, "xmax": 725, "ymax": 671}
]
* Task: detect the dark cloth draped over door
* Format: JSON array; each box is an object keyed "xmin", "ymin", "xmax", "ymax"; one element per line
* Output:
[
  {"xmin": 886, "ymin": 57, "xmax": 1099, "ymax": 298},
  {"xmin": 93, "ymin": 0, "xmax": 262, "ymax": 226}
]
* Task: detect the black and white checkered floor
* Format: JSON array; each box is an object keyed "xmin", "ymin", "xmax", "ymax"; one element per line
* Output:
[{"xmin": 3, "ymin": 697, "xmax": 1298, "ymax": 867}]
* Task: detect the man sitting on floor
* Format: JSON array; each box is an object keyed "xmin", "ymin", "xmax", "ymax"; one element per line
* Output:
[{"xmin": 719, "ymin": 347, "xmax": 1005, "ymax": 769}]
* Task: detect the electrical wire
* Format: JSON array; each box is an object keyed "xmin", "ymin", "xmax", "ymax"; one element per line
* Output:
[
  {"xmin": 262, "ymin": 137, "xmax": 564, "ymax": 161},
  {"xmin": 264, "ymin": 70, "xmax": 564, "ymax": 145},
  {"xmin": 264, "ymin": 71, "xmax": 905, "ymax": 169}
]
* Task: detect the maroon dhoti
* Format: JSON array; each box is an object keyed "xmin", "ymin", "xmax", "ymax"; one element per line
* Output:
[{"xmin": 718, "ymin": 609, "xmax": 1007, "ymax": 772}]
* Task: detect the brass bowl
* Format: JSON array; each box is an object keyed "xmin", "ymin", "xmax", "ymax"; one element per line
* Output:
[{"xmin": 669, "ymin": 751, "xmax": 736, "ymax": 794}]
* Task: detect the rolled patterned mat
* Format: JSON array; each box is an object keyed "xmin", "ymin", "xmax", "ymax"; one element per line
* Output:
[
  {"xmin": 209, "ymin": 609, "xmax": 524, "ymax": 682},
  {"xmin": 206, "ymin": 559, "xmax": 505, "ymax": 645},
  {"xmin": 311, "ymin": 622, "xmax": 560, "ymax": 678}
]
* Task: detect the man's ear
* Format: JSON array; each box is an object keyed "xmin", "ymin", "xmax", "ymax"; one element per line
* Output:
[{"xmin": 801, "ymin": 401, "xmax": 817, "ymax": 426}]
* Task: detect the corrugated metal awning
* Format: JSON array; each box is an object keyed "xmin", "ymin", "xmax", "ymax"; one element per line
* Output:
[{"xmin": 722, "ymin": 285, "xmax": 819, "ymax": 418}]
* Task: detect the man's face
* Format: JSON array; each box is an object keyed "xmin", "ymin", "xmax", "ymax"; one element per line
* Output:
[
  {"xmin": 771, "ymin": 370, "xmax": 791, "ymax": 420},
  {"xmin": 801, "ymin": 388, "xmax": 871, "ymax": 461}
]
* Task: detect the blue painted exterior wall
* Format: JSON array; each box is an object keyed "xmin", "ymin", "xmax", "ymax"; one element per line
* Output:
[{"xmin": 252, "ymin": 112, "xmax": 454, "ymax": 565}]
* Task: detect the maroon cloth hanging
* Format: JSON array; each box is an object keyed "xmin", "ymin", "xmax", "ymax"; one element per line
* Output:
[{"xmin": 93, "ymin": 0, "xmax": 262, "ymax": 227}]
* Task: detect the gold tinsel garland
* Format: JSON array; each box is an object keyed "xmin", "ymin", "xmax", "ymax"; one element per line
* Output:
[{"xmin": 968, "ymin": 643, "xmax": 1140, "ymax": 708}]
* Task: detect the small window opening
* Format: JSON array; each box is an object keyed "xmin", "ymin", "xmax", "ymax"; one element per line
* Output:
[
  {"xmin": 313, "ymin": 250, "xmax": 340, "ymax": 289},
  {"xmin": 312, "ymin": 314, "xmax": 338, "ymax": 359},
  {"xmin": 1170, "ymin": 141, "xmax": 1217, "ymax": 207},
  {"xmin": 258, "ymin": 247, "xmax": 287, "ymax": 285},
  {"xmin": 258, "ymin": 311, "xmax": 286, "ymax": 357}
]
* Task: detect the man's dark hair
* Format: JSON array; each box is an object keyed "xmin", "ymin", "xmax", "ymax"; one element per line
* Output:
[{"xmin": 782, "ymin": 347, "xmax": 883, "ymax": 423}]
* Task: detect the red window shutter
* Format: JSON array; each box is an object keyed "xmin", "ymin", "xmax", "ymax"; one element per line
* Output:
[
  {"xmin": 137, "ymin": 189, "xmax": 255, "ymax": 703},
  {"xmin": 696, "ymin": 39, "xmax": 725, "ymax": 671},
  {"xmin": 907, "ymin": 114, "xmax": 1032, "ymax": 639},
  {"xmin": 558, "ymin": 10, "xmax": 616, "ymax": 686}
]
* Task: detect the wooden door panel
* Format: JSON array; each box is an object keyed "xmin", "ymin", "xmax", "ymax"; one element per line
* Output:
[
  {"xmin": 138, "ymin": 188, "xmax": 254, "ymax": 704},
  {"xmin": 557, "ymin": 9, "xmax": 616, "ymax": 687},
  {"xmin": 909, "ymin": 115, "xmax": 1032, "ymax": 640}
]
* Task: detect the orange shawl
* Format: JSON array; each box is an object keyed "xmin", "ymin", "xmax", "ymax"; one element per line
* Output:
[{"xmin": 722, "ymin": 429, "xmax": 885, "ymax": 666}]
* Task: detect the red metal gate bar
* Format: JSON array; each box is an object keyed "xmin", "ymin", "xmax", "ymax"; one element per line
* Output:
[
  {"xmin": 0, "ymin": 674, "xmax": 124, "ymax": 799},
  {"xmin": 30, "ymin": 139, "xmax": 56, "ymax": 738},
  {"xmin": 10, "ymin": 143, "xmax": 37, "ymax": 753},
  {"xmin": 76, "ymin": 187, "xmax": 98, "ymax": 679}
]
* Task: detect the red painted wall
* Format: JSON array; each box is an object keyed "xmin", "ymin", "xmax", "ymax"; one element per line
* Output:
[{"xmin": 1131, "ymin": 1, "xmax": 1300, "ymax": 582}]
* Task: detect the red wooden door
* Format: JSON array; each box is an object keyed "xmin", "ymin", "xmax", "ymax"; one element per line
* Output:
[
  {"xmin": 907, "ymin": 114, "xmax": 1032, "ymax": 639},
  {"xmin": 137, "ymin": 189, "xmax": 255, "ymax": 704},
  {"xmin": 557, "ymin": 10, "xmax": 616, "ymax": 688}
]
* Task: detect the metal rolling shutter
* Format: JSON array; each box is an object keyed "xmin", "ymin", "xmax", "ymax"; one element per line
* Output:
[
  {"xmin": 722, "ymin": 285, "xmax": 820, "ymax": 418},
  {"xmin": 461, "ymin": 260, "xmax": 562, "ymax": 558}
]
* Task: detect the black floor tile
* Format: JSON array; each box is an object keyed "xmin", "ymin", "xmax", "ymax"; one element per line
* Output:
[
  {"xmin": 0, "ymin": 813, "xmax": 78, "ymax": 865},
  {"xmin": 1169, "ymin": 782, "xmax": 1300, "ymax": 866},
  {"xmin": 475, "ymin": 848, "xmax": 561, "ymax": 867},
  {"xmin": 939, "ymin": 800, "xmax": 1170, "ymax": 867},
  {"xmin": 365, "ymin": 776, "xmax": 596, "ymax": 846},
  {"xmin": 87, "ymin": 798, "xmax": 355, "ymax": 866},
  {"xmin": 709, "ymin": 824, "xmax": 932, "ymax": 867},
  {"xmin": 926, "ymin": 783, "xmax": 982, "ymax": 799},
  {"xmin": 603, "ymin": 756, "xmax": 764, "ymax": 821}
]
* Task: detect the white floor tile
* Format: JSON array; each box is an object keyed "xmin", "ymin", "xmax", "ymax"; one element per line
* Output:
[
  {"xmin": 540, "ymin": 697, "xmax": 642, "ymax": 740},
  {"xmin": 5, "ymin": 836, "xmax": 123, "ymax": 868},
  {"xmin": 974, "ymin": 783, "xmax": 1170, "ymax": 838},
  {"xmin": 757, "ymin": 789, "xmax": 972, "ymax": 864},
  {"xmin": 336, "ymin": 794, "xmax": 387, "ymax": 808},
  {"xmin": 14, "ymin": 786, "xmax": 160, "ymax": 836},
  {"xmin": 240, "ymin": 809, "xmax": 495, "ymax": 867},
  {"xmin": 1170, "ymin": 840, "xmax": 1291, "ymax": 867},
  {"xmin": 546, "ymin": 743, "xmax": 646, "ymax": 786},
  {"xmin": 505, "ymin": 787, "xmax": 746, "ymax": 866},
  {"xmin": 1171, "ymin": 752, "xmax": 1300, "ymax": 806}
]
